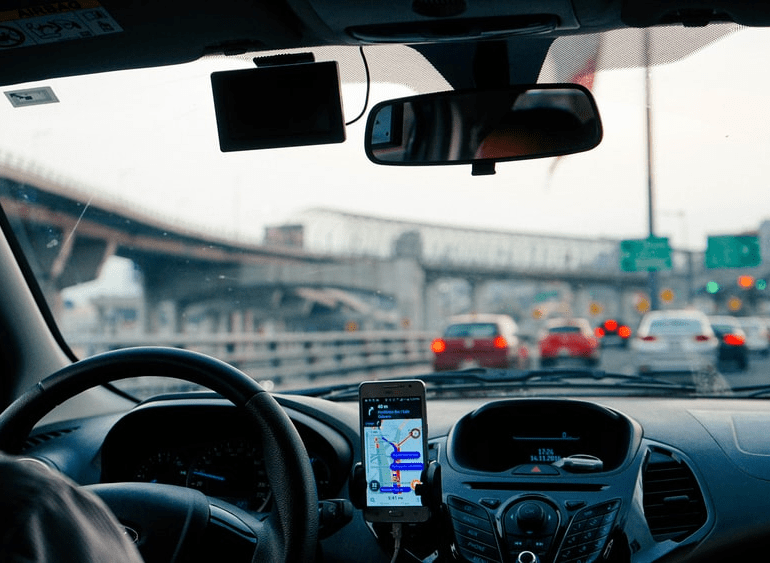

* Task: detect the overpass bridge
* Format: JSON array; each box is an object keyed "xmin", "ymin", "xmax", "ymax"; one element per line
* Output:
[{"xmin": 0, "ymin": 170, "xmax": 702, "ymax": 338}]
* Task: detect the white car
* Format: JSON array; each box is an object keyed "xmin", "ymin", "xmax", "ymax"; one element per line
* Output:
[
  {"xmin": 632, "ymin": 310, "xmax": 719, "ymax": 374},
  {"xmin": 738, "ymin": 317, "xmax": 770, "ymax": 356}
]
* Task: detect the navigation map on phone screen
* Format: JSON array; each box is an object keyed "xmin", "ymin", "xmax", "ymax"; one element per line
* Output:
[{"xmin": 362, "ymin": 396, "xmax": 425, "ymax": 508}]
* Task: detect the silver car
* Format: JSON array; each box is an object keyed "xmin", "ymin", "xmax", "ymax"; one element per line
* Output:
[{"xmin": 632, "ymin": 310, "xmax": 719, "ymax": 374}]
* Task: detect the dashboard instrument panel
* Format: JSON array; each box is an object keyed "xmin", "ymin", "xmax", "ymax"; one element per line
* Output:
[{"xmin": 100, "ymin": 399, "xmax": 350, "ymax": 511}]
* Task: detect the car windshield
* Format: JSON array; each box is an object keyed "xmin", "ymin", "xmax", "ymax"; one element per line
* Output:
[{"xmin": 1, "ymin": 25, "xmax": 769, "ymax": 400}]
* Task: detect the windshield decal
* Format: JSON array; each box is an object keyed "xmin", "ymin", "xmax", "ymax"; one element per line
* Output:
[
  {"xmin": 0, "ymin": 0, "xmax": 121, "ymax": 50},
  {"xmin": 4, "ymin": 87, "xmax": 59, "ymax": 107}
]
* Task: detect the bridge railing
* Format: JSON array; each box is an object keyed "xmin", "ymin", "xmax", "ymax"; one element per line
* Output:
[{"xmin": 68, "ymin": 330, "xmax": 437, "ymax": 398}]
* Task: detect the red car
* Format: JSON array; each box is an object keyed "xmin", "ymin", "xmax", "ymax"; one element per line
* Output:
[
  {"xmin": 539, "ymin": 317, "xmax": 601, "ymax": 367},
  {"xmin": 432, "ymin": 314, "xmax": 530, "ymax": 371}
]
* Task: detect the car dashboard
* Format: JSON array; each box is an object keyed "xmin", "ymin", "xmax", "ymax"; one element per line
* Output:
[
  {"xmin": 20, "ymin": 390, "xmax": 770, "ymax": 563},
  {"xmin": 99, "ymin": 399, "xmax": 351, "ymax": 512}
]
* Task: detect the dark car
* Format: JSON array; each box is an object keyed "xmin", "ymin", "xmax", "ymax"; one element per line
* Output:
[
  {"xmin": 595, "ymin": 318, "xmax": 633, "ymax": 348},
  {"xmin": 709, "ymin": 315, "xmax": 749, "ymax": 372}
]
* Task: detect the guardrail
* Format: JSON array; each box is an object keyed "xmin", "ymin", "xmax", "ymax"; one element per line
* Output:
[{"xmin": 68, "ymin": 330, "xmax": 437, "ymax": 396}]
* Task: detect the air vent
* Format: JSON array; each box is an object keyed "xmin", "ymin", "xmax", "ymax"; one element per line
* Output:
[
  {"xmin": 642, "ymin": 449, "xmax": 707, "ymax": 542},
  {"xmin": 23, "ymin": 426, "xmax": 79, "ymax": 451}
]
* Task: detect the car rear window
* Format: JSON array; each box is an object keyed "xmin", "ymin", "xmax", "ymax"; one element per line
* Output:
[
  {"xmin": 548, "ymin": 326, "xmax": 581, "ymax": 334},
  {"xmin": 648, "ymin": 318, "xmax": 704, "ymax": 335},
  {"xmin": 740, "ymin": 321, "xmax": 764, "ymax": 333},
  {"xmin": 445, "ymin": 323, "xmax": 499, "ymax": 337}
]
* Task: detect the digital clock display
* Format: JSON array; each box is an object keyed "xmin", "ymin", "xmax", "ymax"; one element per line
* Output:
[
  {"xmin": 511, "ymin": 432, "xmax": 581, "ymax": 464},
  {"xmin": 530, "ymin": 447, "xmax": 561, "ymax": 463}
]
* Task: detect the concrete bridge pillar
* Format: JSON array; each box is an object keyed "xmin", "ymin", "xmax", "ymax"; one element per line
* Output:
[
  {"xmin": 423, "ymin": 280, "xmax": 447, "ymax": 332},
  {"xmin": 142, "ymin": 290, "xmax": 183, "ymax": 335},
  {"xmin": 570, "ymin": 284, "xmax": 592, "ymax": 320},
  {"xmin": 386, "ymin": 258, "xmax": 426, "ymax": 330},
  {"xmin": 468, "ymin": 279, "xmax": 487, "ymax": 315}
]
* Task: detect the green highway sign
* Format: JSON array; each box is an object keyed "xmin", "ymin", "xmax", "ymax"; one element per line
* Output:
[
  {"xmin": 620, "ymin": 236, "xmax": 672, "ymax": 272},
  {"xmin": 705, "ymin": 235, "xmax": 761, "ymax": 269},
  {"xmin": 534, "ymin": 290, "xmax": 560, "ymax": 302}
]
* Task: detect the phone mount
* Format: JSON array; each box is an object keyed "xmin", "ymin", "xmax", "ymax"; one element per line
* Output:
[
  {"xmin": 349, "ymin": 460, "xmax": 443, "ymax": 517},
  {"xmin": 415, "ymin": 460, "xmax": 442, "ymax": 514}
]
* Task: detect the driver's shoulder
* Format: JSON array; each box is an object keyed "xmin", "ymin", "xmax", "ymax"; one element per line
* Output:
[{"xmin": 0, "ymin": 452, "xmax": 144, "ymax": 563}]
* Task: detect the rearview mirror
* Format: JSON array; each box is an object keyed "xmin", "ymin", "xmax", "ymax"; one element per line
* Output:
[{"xmin": 365, "ymin": 84, "xmax": 601, "ymax": 174}]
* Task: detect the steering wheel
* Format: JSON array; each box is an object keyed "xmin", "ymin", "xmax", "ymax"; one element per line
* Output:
[{"xmin": 0, "ymin": 347, "xmax": 318, "ymax": 563}]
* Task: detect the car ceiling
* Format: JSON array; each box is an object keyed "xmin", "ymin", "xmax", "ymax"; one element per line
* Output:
[{"xmin": 0, "ymin": 0, "xmax": 769, "ymax": 87}]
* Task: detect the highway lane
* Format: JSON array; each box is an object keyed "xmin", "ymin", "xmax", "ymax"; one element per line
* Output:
[
  {"xmin": 120, "ymin": 345, "xmax": 770, "ymax": 399},
  {"xmin": 598, "ymin": 345, "xmax": 770, "ymax": 389}
]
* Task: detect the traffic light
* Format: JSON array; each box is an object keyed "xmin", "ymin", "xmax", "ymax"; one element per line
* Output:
[
  {"xmin": 738, "ymin": 275, "xmax": 755, "ymax": 289},
  {"xmin": 757, "ymin": 279, "xmax": 768, "ymax": 291},
  {"xmin": 706, "ymin": 281, "xmax": 721, "ymax": 294}
]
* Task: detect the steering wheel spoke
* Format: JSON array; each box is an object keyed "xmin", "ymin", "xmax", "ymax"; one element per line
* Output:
[{"xmin": 86, "ymin": 482, "xmax": 288, "ymax": 563}]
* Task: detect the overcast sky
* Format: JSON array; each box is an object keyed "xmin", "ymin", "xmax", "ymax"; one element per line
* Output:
[{"xmin": 1, "ymin": 27, "xmax": 769, "ymax": 253}]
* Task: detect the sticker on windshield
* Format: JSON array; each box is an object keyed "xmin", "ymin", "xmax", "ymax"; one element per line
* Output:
[
  {"xmin": 4, "ymin": 86, "xmax": 59, "ymax": 107},
  {"xmin": 0, "ymin": 0, "xmax": 122, "ymax": 50}
]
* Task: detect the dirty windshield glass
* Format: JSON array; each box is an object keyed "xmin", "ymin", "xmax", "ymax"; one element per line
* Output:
[{"xmin": 1, "ymin": 29, "xmax": 769, "ymax": 399}]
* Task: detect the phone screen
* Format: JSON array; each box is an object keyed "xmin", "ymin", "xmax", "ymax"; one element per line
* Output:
[{"xmin": 360, "ymin": 382, "xmax": 429, "ymax": 521}]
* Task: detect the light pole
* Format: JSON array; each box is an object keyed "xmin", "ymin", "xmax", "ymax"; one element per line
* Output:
[
  {"xmin": 644, "ymin": 29, "xmax": 659, "ymax": 311},
  {"xmin": 660, "ymin": 210, "xmax": 688, "ymax": 249},
  {"xmin": 661, "ymin": 209, "xmax": 696, "ymax": 303}
]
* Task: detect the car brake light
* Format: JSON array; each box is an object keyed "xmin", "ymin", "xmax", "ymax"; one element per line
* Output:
[
  {"xmin": 431, "ymin": 338, "xmax": 446, "ymax": 353},
  {"xmin": 694, "ymin": 335, "xmax": 711, "ymax": 342},
  {"xmin": 618, "ymin": 325, "xmax": 632, "ymax": 338},
  {"xmin": 493, "ymin": 336, "xmax": 507, "ymax": 349},
  {"xmin": 641, "ymin": 335, "xmax": 656, "ymax": 342},
  {"xmin": 723, "ymin": 334, "xmax": 745, "ymax": 346},
  {"xmin": 595, "ymin": 327, "xmax": 605, "ymax": 338},
  {"xmin": 604, "ymin": 319, "xmax": 618, "ymax": 331}
]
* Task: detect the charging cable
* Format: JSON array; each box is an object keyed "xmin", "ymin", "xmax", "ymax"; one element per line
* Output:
[{"xmin": 389, "ymin": 523, "xmax": 403, "ymax": 563}]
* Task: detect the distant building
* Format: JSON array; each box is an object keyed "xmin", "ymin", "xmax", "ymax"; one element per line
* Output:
[{"xmin": 265, "ymin": 224, "xmax": 304, "ymax": 248}]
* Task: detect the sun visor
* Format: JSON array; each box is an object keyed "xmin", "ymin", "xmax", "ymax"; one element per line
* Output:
[{"xmin": 211, "ymin": 61, "xmax": 346, "ymax": 152}]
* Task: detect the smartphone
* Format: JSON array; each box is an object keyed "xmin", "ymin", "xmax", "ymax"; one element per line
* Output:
[{"xmin": 359, "ymin": 380, "xmax": 430, "ymax": 523}]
